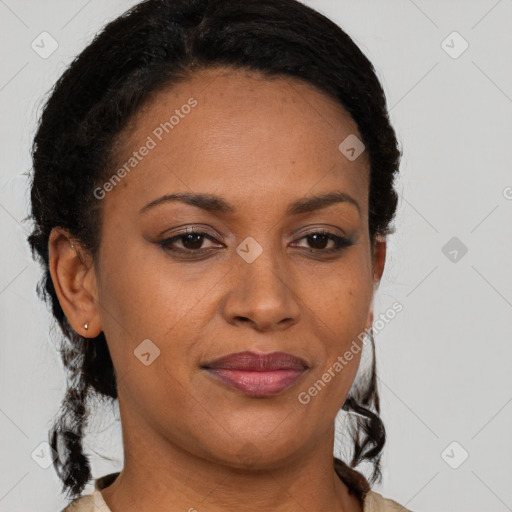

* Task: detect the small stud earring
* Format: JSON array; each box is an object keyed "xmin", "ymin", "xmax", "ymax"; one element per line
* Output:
[{"xmin": 84, "ymin": 323, "xmax": 89, "ymax": 331}]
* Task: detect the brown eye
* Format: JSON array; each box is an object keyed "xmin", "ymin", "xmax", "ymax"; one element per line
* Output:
[
  {"xmin": 305, "ymin": 233, "xmax": 331, "ymax": 250},
  {"xmin": 293, "ymin": 231, "xmax": 353, "ymax": 253},
  {"xmin": 159, "ymin": 231, "xmax": 220, "ymax": 254},
  {"xmin": 179, "ymin": 233, "xmax": 207, "ymax": 250}
]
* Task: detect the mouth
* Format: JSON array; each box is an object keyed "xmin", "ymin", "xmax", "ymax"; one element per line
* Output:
[{"xmin": 201, "ymin": 351, "xmax": 309, "ymax": 397}]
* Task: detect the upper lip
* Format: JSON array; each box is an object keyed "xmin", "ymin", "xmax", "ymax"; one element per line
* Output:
[{"xmin": 202, "ymin": 351, "xmax": 308, "ymax": 371}]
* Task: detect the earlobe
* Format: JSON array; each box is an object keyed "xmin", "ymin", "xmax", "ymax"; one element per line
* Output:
[{"xmin": 48, "ymin": 227, "xmax": 101, "ymax": 338}]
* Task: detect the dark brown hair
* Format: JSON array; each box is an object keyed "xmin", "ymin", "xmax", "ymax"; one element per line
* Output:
[{"xmin": 27, "ymin": 0, "xmax": 401, "ymax": 500}]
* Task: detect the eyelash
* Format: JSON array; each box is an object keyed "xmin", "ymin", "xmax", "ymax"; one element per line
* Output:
[{"xmin": 157, "ymin": 229, "xmax": 353, "ymax": 258}]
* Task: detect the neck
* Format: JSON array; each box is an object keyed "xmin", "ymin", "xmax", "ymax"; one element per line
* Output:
[{"xmin": 101, "ymin": 398, "xmax": 364, "ymax": 512}]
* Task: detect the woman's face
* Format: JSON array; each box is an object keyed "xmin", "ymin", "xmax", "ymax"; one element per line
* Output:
[{"xmin": 85, "ymin": 67, "xmax": 385, "ymax": 468}]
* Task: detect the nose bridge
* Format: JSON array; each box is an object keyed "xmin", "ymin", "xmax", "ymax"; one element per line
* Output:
[
  {"xmin": 223, "ymin": 234, "xmax": 300, "ymax": 330},
  {"xmin": 243, "ymin": 238, "xmax": 284, "ymax": 287},
  {"xmin": 239, "ymin": 235, "xmax": 290, "ymax": 299}
]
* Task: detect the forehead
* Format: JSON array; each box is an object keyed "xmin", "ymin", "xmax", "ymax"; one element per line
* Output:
[{"xmin": 103, "ymin": 67, "xmax": 369, "ymax": 217}]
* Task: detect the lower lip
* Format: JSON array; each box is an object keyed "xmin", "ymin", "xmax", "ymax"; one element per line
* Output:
[{"xmin": 204, "ymin": 368, "xmax": 307, "ymax": 397}]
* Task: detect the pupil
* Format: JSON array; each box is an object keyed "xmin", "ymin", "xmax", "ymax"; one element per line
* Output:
[
  {"xmin": 309, "ymin": 233, "xmax": 328, "ymax": 249},
  {"xmin": 183, "ymin": 233, "xmax": 203, "ymax": 249}
]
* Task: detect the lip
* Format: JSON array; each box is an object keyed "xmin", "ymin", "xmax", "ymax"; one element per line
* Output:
[{"xmin": 202, "ymin": 351, "xmax": 309, "ymax": 397}]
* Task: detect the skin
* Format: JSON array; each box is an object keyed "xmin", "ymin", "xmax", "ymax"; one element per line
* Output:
[{"xmin": 49, "ymin": 66, "xmax": 386, "ymax": 512}]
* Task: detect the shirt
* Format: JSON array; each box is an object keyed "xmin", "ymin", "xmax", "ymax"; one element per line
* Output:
[{"xmin": 61, "ymin": 471, "xmax": 412, "ymax": 512}]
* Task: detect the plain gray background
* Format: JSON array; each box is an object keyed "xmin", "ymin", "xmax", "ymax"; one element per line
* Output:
[{"xmin": 1, "ymin": 1, "xmax": 511, "ymax": 511}]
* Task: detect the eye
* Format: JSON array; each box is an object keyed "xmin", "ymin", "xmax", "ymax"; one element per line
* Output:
[
  {"xmin": 158, "ymin": 230, "xmax": 220, "ymax": 254},
  {"xmin": 292, "ymin": 230, "xmax": 353, "ymax": 253}
]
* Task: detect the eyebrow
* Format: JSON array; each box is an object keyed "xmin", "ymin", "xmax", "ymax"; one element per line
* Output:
[{"xmin": 138, "ymin": 191, "xmax": 361, "ymax": 217}]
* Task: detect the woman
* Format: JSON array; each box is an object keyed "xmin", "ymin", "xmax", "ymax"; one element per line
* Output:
[{"xmin": 27, "ymin": 0, "xmax": 408, "ymax": 510}]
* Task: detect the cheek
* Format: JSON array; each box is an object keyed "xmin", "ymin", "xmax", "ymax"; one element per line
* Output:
[
  {"xmin": 98, "ymin": 243, "xmax": 212, "ymax": 332},
  {"xmin": 95, "ymin": 243, "xmax": 225, "ymax": 389},
  {"xmin": 300, "ymin": 256, "xmax": 373, "ymax": 333},
  {"xmin": 298, "ymin": 254, "xmax": 373, "ymax": 400}
]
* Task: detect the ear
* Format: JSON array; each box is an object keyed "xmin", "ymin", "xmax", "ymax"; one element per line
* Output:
[
  {"xmin": 365, "ymin": 237, "xmax": 387, "ymax": 331},
  {"xmin": 48, "ymin": 227, "xmax": 101, "ymax": 338},
  {"xmin": 372, "ymin": 236, "xmax": 387, "ymax": 287}
]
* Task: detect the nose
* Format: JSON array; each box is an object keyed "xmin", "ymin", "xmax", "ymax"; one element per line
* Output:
[{"xmin": 221, "ymin": 243, "xmax": 301, "ymax": 332}]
